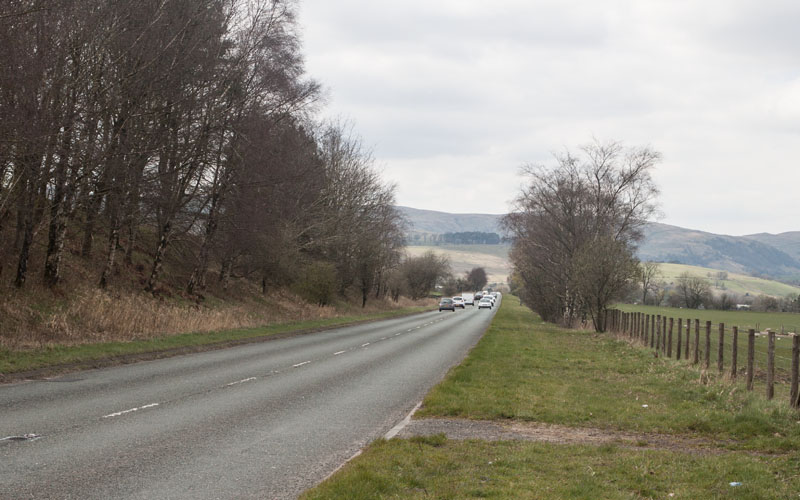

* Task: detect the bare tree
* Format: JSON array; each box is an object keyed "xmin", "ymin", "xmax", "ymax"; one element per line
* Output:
[
  {"xmin": 638, "ymin": 261, "xmax": 661, "ymax": 305},
  {"xmin": 503, "ymin": 140, "xmax": 660, "ymax": 330},
  {"xmin": 675, "ymin": 272, "xmax": 711, "ymax": 309},
  {"xmin": 401, "ymin": 251, "xmax": 451, "ymax": 300},
  {"xmin": 465, "ymin": 267, "xmax": 488, "ymax": 292}
]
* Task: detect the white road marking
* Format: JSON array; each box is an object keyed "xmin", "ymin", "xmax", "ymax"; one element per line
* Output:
[
  {"xmin": 361, "ymin": 343, "xmax": 370, "ymax": 347},
  {"xmin": 385, "ymin": 401, "xmax": 423, "ymax": 439},
  {"xmin": 381, "ymin": 337, "xmax": 387, "ymax": 340},
  {"xmin": 333, "ymin": 350, "xmax": 346, "ymax": 355},
  {"xmin": 1, "ymin": 433, "xmax": 41, "ymax": 442},
  {"xmin": 395, "ymin": 333, "xmax": 402, "ymax": 336},
  {"xmin": 293, "ymin": 361, "xmax": 311, "ymax": 368},
  {"xmin": 226, "ymin": 377, "xmax": 256, "ymax": 386},
  {"xmin": 103, "ymin": 403, "xmax": 159, "ymax": 419}
]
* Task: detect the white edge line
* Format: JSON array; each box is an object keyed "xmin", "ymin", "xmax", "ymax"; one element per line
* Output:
[
  {"xmin": 384, "ymin": 401, "xmax": 423, "ymax": 440},
  {"xmin": 321, "ymin": 400, "xmax": 424, "ymax": 483},
  {"xmin": 103, "ymin": 403, "xmax": 159, "ymax": 419},
  {"xmin": 293, "ymin": 361, "xmax": 311, "ymax": 368},
  {"xmin": 226, "ymin": 377, "xmax": 257, "ymax": 386},
  {"xmin": 333, "ymin": 350, "xmax": 346, "ymax": 356}
]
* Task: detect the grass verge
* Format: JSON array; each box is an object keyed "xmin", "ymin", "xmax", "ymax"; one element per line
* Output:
[
  {"xmin": 0, "ymin": 305, "xmax": 431, "ymax": 376},
  {"xmin": 302, "ymin": 437, "xmax": 800, "ymax": 500},
  {"xmin": 302, "ymin": 297, "xmax": 800, "ymax": 499}
]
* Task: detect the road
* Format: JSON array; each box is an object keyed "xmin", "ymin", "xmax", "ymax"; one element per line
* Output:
[{"xmin": 1, "ymin": 302, "xmax": 496, "ymax": 499}]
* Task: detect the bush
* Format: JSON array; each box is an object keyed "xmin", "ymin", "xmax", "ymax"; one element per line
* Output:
[{"xmin": 293, "ymin": 261, "xmax": 339, "ymax": 306}]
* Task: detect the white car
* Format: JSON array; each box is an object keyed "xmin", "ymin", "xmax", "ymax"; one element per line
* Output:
[
  {"xmin": 478, "ymin": 297, "xmax": 493, "ymax": 309},
  {"xmin": 452, "ymin": 296, "xmax": 465, "ymax": 309}
]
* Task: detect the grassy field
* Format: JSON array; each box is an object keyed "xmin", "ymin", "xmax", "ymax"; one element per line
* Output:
[
  {"xmin": 302, "ymin": 298, "xmax": 800, "ymax": 499},
  {"xmin": 654, "ymin": 263, "xmax": 800, "ymax": 297},
  {"xmin": 615, "ymin": 303, "xmax": 800, "ymax": 333},
  {"xmin": 0, "ymin": 305, "xmax": 432, "ymax": 376},
  {"xmin": 404, "ymin": 244, "xmax": 511, "ymax": 285},
  {"xmin": 615, "ymin": 303, "xmax": 800, "ymax": 376}
]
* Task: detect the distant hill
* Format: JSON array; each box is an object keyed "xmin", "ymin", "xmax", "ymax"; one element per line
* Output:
[
  {"xmin": 397, "ymin": 206, "xmax": 505, "ymax": 244},
  {"xmin": 743, "ymin": 231, "xmax": 800, "ymax": 262},
  {"xmin": 638, "ymin": 223, "xmax": 800, "ymax": 281},
  {"xmin": 399, "ymin": 206, "xmax": 800, "ymax": 283}
]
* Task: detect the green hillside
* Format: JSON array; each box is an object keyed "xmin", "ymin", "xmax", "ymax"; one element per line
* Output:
[{"xmin": 654, "ymin": 263, "xmax": 800, "ymax": 297}]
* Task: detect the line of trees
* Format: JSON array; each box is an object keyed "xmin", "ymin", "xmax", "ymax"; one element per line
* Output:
[
  {"xmin": 407, "ymin": 232, "xmax": 503, "ymax": 246},
  {"xmin": 0, "ymin": 1, "xmax": 406, "ymax": 307},
  {"xmin": 441, "ymin": 232, "xmax": 501, "ymax": 245},
  {"xmin": 503, "ymin": 140, "xmax": 660, "ymax": 331}
]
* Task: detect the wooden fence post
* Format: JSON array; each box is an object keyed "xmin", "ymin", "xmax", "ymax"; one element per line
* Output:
[
  {"xmin": 676, "ymin": 318, "xmax": 683, "ymax": 361},
  {"xmin": 693, "ymin": 319, "xmax": 700, "ymax": 365},
  {"xmin": 718, "ymin": 323, "xmax": 725, "ymax": 373},
  {"xmin": 640, "ymin": 313, "xmax": 645, "ymax": 343},
  {"xmin": 730, "ymin": 326, "xmax": 738, "ymax": 380},
  {"xmin": 656, "ymin": 315, "xmax": 661, "ymax": 351},
  {"xmin": 661, "ymin": 316, "xmax": 666, "ymax": 354},
  {"xmin": 704, "ymin": 321, "xmax": 712, "ymax": 370},
  {"xmin": 747, "ymin": 328, "xmax": 755, "ymax": 391},
  {"xmin": 668, "ymin": 317, "xmax": 673, "ymax": 358},
  {"xmin": 685, "ymin": 321, "xmax": 690, "ymax": 360},
  {"xmin": 650, "ymin": 315, "xmax": 656, "ymax": 349},
  {"xmin": 791, "ymin": 333, "xmax": 799, "ymax": 409},
  {"xmin": 767, "ymin": 330, "xmax": 775, "ymax": 400}
]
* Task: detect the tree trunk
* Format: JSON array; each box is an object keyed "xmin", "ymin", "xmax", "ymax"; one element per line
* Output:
[
  {"xmin": 98, "ymin": 211, "xmax": 120, "ymax": 289},
  {"xmin": 44, "ymin": 120, "xmax": 75, "ymax": 286},
  {"xmin": 145, "ymin": 221, "xmax": 172, "ymax": 292},
  {"xmin": 219, "ymin": 256, "xmax": 233, "ymax": 290},
  {"xmin": 187, "ymin": 190, "xmax": 221, "ymax": 295}
]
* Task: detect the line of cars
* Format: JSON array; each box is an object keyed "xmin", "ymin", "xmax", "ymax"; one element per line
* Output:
[{"xmin": 438, "ymin": 291, "xmax": 501, "ymax": 312}]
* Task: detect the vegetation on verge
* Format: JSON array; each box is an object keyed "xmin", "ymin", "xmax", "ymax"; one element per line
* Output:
[
  {"xmin": 302, "ymin": 298, "xmax": 800, "ymax": 499},
  {"xmin": 302, "ymin": 438, "xmax": 800, "ymax": 500},
  {"xmin": 0, "ymin": 302, "xmax": 432, "ymax": 375}
]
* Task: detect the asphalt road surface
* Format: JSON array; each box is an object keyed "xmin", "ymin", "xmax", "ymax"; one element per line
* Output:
[{"xmin": 1, "ymin": 301, "xmax": 497, "ymax": 499}]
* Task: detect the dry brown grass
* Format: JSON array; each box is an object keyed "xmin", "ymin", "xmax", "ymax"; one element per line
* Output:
[{"xmin": 0, "ymin": 284, "xmax": 435, "ymax": 349}]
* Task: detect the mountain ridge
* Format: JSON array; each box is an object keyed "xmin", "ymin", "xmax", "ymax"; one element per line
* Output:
[{"xmin": 398, "ymin": 206, "xmax": 800, "ymax": 282}]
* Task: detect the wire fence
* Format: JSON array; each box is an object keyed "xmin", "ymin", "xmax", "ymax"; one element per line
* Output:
[{"xmin": 609, "ymin": 309, "xmax": 800, "ymax": 409}]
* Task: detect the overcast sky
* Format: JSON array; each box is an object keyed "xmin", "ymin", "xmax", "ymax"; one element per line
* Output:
[{"xmin": 299, "ymin": 0, "xmax": 799, "ymax": 236}]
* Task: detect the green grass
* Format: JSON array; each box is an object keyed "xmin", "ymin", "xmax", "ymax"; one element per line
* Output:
[
  {"xmin": 303, "ymin": 297, "xmax": 800, "ymax": 499},
  {"xmin": 615, "ymin": 304, "xmax": 799, "ymax": 375},
  {"xmin": 615, "ymin": 303, "xmax": 800, "ymax": 333},
  {"xmin": 418, "ymin": 299, "xmax": 800, "ymax": 451},
  {"xmin": 0, "ymin": 306, "xmax": 431, "ymax": 375},
  {"xmin": 655, "ymin": 263, "xmax": 800, "ymax": 297},
  {"xmin": 302, "ymin": 438, "xmax": 800, "ymax": 500}
]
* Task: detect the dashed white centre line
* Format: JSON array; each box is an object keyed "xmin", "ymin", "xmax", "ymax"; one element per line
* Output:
[
  {"xmin": 334, "ymin": 350, "xmax": 346, "ymax": 355},
  {"xmin": 293, "ymin": 361, "xmax": 311, "ymax": 368},
  {"xmin": 361, "ymin": 343, "xmax": 370, "ymax": 347},
  {"xmin": 103, "ymin": 403, "xmax": 159, "ymax": 419},
  {"xmin": 226, "ymin": 377, "xmax": 257, "ymax": 386}
]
